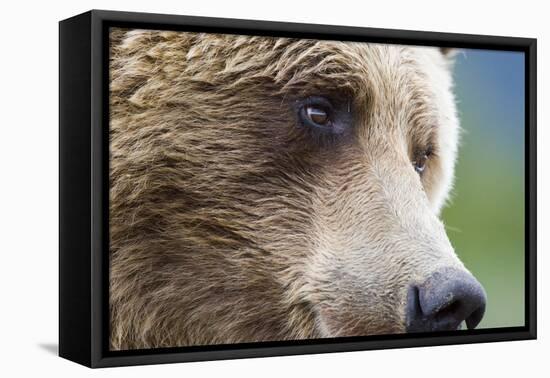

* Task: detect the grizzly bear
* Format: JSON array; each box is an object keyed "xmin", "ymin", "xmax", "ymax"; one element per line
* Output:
[{"xmin": 109, "ymin": 28, "xmax": 486, "ymax": 350}]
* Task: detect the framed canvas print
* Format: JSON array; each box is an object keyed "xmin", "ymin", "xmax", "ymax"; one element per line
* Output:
[{"xmin": 59, "ymin": 10, "xmax": 537, "ymax": 368}]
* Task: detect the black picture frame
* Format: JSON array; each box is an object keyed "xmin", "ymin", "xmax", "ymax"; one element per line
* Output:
[{"xmin": 59, "ymin": 9, "xmax": 537, "ymax": 368}]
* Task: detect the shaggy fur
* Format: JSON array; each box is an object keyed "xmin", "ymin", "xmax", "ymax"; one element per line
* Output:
[{"xmin": 109, "ymin": 28, "xmax": 464, "ymax": 350}]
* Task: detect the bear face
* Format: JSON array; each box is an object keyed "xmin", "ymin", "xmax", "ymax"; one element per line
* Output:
[{"xmin": 109, "ymin": 29, "xmax": 483, "ymax": 350}]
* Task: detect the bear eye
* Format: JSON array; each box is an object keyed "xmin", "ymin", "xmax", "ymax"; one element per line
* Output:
[
  {"xmin": 298, "ymin": 96, "xmax": 335, "ymax": 131},
  {"xmin": 305, "ymin": 106, "xmax": 330, "ymax": 126},
  {"xmin": 413, "ymin": 147, "xmax": 433, "ymax": 174},
  {"xmin": 413, "ymin": 154, "xmax": 428, "ymax": 174}
]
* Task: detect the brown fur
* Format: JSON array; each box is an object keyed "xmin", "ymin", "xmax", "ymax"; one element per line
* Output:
[{"xmin": 109, "ymin": 29, "xmax": 462, "ymax": 350}]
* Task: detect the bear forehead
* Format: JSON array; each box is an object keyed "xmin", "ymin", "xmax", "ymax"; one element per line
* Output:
[
  {"xmin": 112, "ymin": 29, "xmax": 450, "ymax": 147},
  {"xmin": 114, "ymin": 29, "xmax": 441, "ymax": 97}
]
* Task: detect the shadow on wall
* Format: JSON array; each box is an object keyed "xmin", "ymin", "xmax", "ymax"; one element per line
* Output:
[{"xmin": 37, "ymin": 343, "xmax": 58, "ymax": 356}]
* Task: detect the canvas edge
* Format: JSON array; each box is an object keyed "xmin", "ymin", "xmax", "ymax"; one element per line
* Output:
[{"xmin": 57, "ymin": 9, "xmax": 537, "ymax": 368}]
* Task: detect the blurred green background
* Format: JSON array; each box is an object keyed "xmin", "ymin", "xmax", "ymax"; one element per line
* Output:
[{"xmin": 442, "ymin": 49, "xmax": 525, "ymax": 328}]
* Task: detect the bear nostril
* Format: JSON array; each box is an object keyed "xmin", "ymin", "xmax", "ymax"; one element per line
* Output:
[
  {"xmin": 465, "ymin": 303, "xmax": 486, "ymax": 330},
  {"xmin": 406, "ymin": 267, "xmax": 487, "ymax": 332}
]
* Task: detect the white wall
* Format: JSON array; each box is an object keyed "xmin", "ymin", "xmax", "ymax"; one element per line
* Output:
[{"xmin": 1, "ymin": 0, "xmax": 546, "ymax": 376}]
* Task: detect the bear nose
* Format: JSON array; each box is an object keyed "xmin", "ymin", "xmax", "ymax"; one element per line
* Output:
[{"xmin": 406, "ymin": 267, "xmax": 486, "ymax": 332}]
